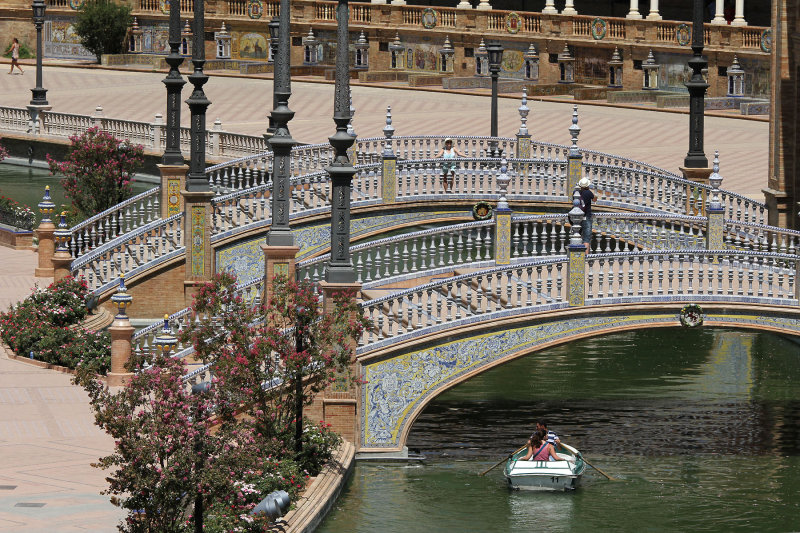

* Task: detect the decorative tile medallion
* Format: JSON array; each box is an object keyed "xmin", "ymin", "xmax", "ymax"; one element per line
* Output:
[
  {"xmin": 274, "ymin": 262, "xmax": 288, "ymax": 277},
  {"xmin": 191, "ymin": 206, "xmax": 205, "ymax": 277},
  {"xmin": 505, "ymin": 12, "xmax": 521, "ymax": 34},
  {"xmin": 516, "ymin": 137, "xmax": 531, "ymax": 159},
  {"xmin": 167, "ymin": 178, "xmax": 180, "ymax": 217}
]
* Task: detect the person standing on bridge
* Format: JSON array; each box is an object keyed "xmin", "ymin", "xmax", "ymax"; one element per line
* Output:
[
  {"xmin": 436, "ymin": 138, "xmax": 464, "ymax": 193},
  {"xmin": 578, "ymin": 178, "xmax": 595, "ymax": 253},
  {"xmin": 8, "ymin": 38, "xmax": 23, "ymax": 75}
]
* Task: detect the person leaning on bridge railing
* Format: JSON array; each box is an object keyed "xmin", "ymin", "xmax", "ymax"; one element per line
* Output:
[
  {"xmin": 578, "ymin": 177, "xmax": 595, "ymax": 253},
  {"xmin": 435, "ymin": 138, "xmax": 464, "ymax": 193}
]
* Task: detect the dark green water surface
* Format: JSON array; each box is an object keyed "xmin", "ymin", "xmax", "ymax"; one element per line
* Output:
[
  {"xmin": 0, "ymin": 164, "xmax": 151, "ymax": 222},
  {"xmin": 319, "ymin": 328, "xmax": 800, "ymax": 532}
]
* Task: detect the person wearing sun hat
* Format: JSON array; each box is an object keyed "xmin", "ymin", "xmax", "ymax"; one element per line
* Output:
[{"xmin": 578, "ymin": 177, "xmax": 595, "ymax": 253}]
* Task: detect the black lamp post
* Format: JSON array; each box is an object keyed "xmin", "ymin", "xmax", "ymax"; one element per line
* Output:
[
  {"xmin": 30, "ymin": 0, "xmax": 48, "ymax": 106},
  {"xmin": 190, "ymin": 381, "xmax": 211, "ymax": 533},
  {"xmin": 266, "ymin": 0, "xmax": 296, "ymax": 247},
  {"xmin": 325, "ymin": 0, "xmax": 357, "ymax": 284},
  {"xmin": 161, "ymin": 0, "xmax": 186, "ymax": 165},
  {"xmin": 684, "ymin": 0, "xmax": 708, "ymax": 169},
  {"xmin": 185, "ymin": 0, "xmax": 211, "ymax": 191},
  {"xmin": 486, "ymin": 42, "xmax": 504, "ymax": 158},
  {"xmin": 266, "ymin": 17, "xmax": 280, "ymax": 136}
]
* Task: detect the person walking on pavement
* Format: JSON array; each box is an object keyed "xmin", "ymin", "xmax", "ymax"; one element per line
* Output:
[{"xmin": 8, "ymin": 38, "xmax": 24, "ymax": 75}]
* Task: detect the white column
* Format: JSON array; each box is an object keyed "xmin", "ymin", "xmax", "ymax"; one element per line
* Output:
[
  {"xmin": 711, "ymin": 0, "xmax": 726, "ymax": 24},
  {"xmin": 731, "ymin": 0, "xmax": 746, "ymax": 26},
  {"xmin": 475, "ymin": 0, "xmax": 491, "ymax": 10},
  {"xmin": 562, "ymin": 0, "xmax": 577, "ymax": 15},
  {"xmin": 626, "ymin": 0, "xmax": 642, "ymax": 19},
  {"xmin": 456, "ymin": 0, "xmax": 472, "ymax": 9},
  {"xmin": 371, "ymin": 0, "xmax": 387, "ymax": 4},
  {"xmin": 646, "ymin": 0, "xmax": 661, "ymax": 20},
  {"xmin": 542, "ymin": 0, "xmax": 557, "ymax": 14}
]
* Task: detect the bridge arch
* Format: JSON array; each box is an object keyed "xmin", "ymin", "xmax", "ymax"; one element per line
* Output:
[{"xmin": 357, "ymin": 304, "xmax": 800, "ymax": 452}]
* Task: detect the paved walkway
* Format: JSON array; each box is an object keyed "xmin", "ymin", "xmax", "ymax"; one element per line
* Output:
[
  {"xmin": 0, "ymin": 63, "xmax": 769, "ymax": 200},
  {"xmin": 0, "ymin": 248, "xmax": 122, "ymax": 532}
]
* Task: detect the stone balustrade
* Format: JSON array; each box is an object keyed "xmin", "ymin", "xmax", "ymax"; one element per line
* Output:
[
  {"xmin": 66, "ymin": 187, "xmax": 162, "ymax": 260},
  {"xmin": 70, "ymin": 212, "xmax": 184, "ymax": 293}
]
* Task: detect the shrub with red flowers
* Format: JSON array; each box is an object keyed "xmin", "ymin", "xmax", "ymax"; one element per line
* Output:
[
  {"xmin": 0, "ymin": 136, "xmax": 8, "ymax": 162},
  {"xmin": 75, "ymin": 272, "xmax": 367, "ymax": 531},
  {"xmin": 47, "ymin": 127, "xmax": 143, "ymax": 218},
  {"xmin": 0, "ymin": 276, "xmax": 110, "ymax": 372}
]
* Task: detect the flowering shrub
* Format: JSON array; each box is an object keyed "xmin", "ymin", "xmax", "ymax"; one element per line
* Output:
[
  {"xmin": 0, "ymin": 276, "xmax": 110, "ymax": 372},
  {"xmin": 0, "ymin": 195, "xmax": 35, "ymax": 230},
  {"xmin": 0, "ymin": 137, "xmax": 8, "ymax": 161},
  {"xmin": 47, "ymin": 127, "xmax": 143, "ymax": 218}
]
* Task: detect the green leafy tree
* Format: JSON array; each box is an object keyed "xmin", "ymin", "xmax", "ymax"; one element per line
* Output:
[
  {"xmin": 74, "ymin": 0, "xmax": 131, "ymax": 63},
  {"xmin": 47, "ymin": 127, "xmax": 143, "ymax": 218}
]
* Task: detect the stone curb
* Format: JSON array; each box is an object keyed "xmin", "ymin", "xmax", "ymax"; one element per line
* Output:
[{"xmin": 271, "ymin": 440, "xmax": 355, "ymax": 533}]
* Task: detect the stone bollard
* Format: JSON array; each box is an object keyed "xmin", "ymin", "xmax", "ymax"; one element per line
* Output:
[
  {"xmin": 34, "ymin": 186, "xmax": 55, "ymax": 277},
  {"xmin": 107, "ymin": 275, "xmax": 134, "ymax": 387},
  {"xmin": 515, "ymin": 89, "xmax": 531, "ymax": 179},
  {"xmin": 380, "ymin": 106, "xmax": 397, "ymax": 204},
  {"xmin": 51, "ymin": 212, "xmax": 72, "ymax": 283}
]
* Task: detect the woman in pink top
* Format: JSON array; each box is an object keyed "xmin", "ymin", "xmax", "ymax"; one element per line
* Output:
[{"xmin": 523, "ymin": 429, "xmax": 566, "ymax": 461}]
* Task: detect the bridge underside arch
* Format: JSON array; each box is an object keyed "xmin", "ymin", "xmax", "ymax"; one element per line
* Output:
[{"xmin": 358, "ymin": 305, "xmax": 800, "ymax": 452}]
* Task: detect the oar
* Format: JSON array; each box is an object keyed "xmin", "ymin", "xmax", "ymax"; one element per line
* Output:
[
  {"xmin": 479, "ymin": 444, "xmax": 527, "ymax": 476},
  {"xmin": 560, "ymin": 442, "xmax": 618, "ymax": 481},
  {"xmin": 581, "ymin": 456, "xmax": 617, "ymax": 481}
]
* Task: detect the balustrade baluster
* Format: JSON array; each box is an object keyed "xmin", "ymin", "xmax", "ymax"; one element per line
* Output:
[{"xmin": 597, "ymin": 259, "xmax": 605, "ymax": 299}]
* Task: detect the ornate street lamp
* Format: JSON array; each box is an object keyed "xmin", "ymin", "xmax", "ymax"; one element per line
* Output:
[
  {"xmin": 266, "ymin": 0, "xmax": 297, "ymax": 248},
  {"xmin": 325, "ymin": 0, "xmax": 357, "ymax": 283},
  {"xmin": 486, "ymin": 41, "xmax": 503, "ymax": 158},
  {"xmin": 30, "ymin": 0, "xmax": 48, "ymax": 107},
  {"xmin": 185, "ymin": 0, "xmax": 211, "ymax": 192},
  {"xmin": 684, "ymin": 0, "xmax": 708, "ymax": 169},
  {"xmin": 266, "ymin": 17, "xmax": 280, "ymax": 136},
  {"xmin": 161, "ymin": 0, "xmax": 186, "ymax": 166}
]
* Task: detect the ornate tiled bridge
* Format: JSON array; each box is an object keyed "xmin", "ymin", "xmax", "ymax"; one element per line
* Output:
[{"xmin": 34, "ymin": 101, "xmax": 800, "ymax": 454}]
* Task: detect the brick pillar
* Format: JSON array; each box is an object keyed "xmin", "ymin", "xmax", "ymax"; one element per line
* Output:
[
  {"xmin": 107, "ymin": 275, "xmax": 134, "ymax": 387},
  {"xmin": 159, "ymin": 164, "xmax": 189, "ymax": 219},
  {"xmin": 182, "ymin": 190, "xmax": 215, "ymax": 306},
  {"xmin": 261, "ymin": 244, "xmax": 300, "ymax": 303},
  {"xmin": 381, "ymin": 105, "xmax": 397, "ymax": 204},
  {"xmin": 34, "ymin": 186, "xmax": 56, "ymax": 278},
  {"xmin": 318, "ymin": 280, "xmax": 362, "ymax": 447},
  {"xmin": 51, "ymin": 212, "xmax": 72, "ymax": 283}
]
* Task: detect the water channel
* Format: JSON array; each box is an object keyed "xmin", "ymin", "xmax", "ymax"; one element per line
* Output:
[
  {"xmin": 0, "ymin": 163, "xmax": 152, "ymax": 223},
  {"xmin": 319, "ymin": 328, "xmax": 800, "ymax": 532}
]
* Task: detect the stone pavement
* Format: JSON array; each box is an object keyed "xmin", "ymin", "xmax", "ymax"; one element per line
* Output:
[
  {"xmin": 0, "ymin": 63, "xmax": 768, "ymax": 199},
  {"xmin": 0, "ymin": 248, "xmax": 122, "ymax": 533}
]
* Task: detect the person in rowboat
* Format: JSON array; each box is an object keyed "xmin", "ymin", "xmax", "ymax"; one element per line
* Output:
[
  {"xmin": 536, "ymin": 419, "xmax": 560, "ymax": 450},
  {"xmin": 522, "ymin": 430, "xmax": 569, "ymax": 462}
]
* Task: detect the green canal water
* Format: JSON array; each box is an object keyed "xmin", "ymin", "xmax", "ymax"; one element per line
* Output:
[
  {"xmin": 0, "ymin": 164, "xmax": 152, "ymax": 223},
  {"xmin": 319, "ymin": 328, "xmax": 800, "ymax": 532}
]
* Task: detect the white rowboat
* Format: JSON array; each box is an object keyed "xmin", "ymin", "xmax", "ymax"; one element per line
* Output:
[{"xmin": 503, "ymin": 442, "xmax": 586, "ymax": 491}]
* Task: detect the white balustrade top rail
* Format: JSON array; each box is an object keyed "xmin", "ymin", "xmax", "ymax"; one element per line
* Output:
[{"xmin": 66, "ymin": 187, "xmax": 161, "ymax": 259}]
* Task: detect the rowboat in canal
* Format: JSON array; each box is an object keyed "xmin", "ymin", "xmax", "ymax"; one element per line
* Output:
[{"xmin": 503, "ymin": 442, "xmax": 586, "ymax": 491}]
